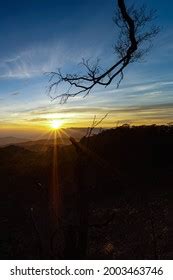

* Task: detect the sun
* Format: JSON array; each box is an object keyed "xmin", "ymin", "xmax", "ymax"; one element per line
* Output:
[{"xmin": 50, "ymin": 119, "xmax": 63, "ymax": 130}]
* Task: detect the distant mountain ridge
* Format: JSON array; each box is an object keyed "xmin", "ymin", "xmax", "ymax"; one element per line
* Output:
[
  {"xmin": 16, "ymin": 138, "xmax": 70, "ymax": 152},
  {"xmin": 0, "ymin": 136, "xmax": 30, "ymax": 146},
  {"xmin": 0, "ymin": 127, "xmax": 101, "ymax": 150}
]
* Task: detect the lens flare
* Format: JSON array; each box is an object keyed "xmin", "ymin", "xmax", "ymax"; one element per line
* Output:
[{"xmin": 50, "ymin": 119, "xmax": 63, "ymax": 129}]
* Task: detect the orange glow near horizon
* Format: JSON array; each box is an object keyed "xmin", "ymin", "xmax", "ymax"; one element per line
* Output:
[{"xmin": 0, "ymin": 113, "xmax": 172, "ymax": 139}]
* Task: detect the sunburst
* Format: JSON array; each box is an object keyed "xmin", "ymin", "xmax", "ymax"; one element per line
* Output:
[{"xmin": 50, "ymin": 119, "xmax": 63, "ymax": 130}]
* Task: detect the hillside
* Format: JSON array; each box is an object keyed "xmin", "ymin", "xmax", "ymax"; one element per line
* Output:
[
  {"xmin": 0, "ymin": 136, "xmax": 30, "ymax": 146},
  {"xmin": 16, "ymin": 138, "xmax": 69, "ymax": 152},
  {"xmin": 0, "ymin": 125, "xmax": 171, "ymax": 259}
]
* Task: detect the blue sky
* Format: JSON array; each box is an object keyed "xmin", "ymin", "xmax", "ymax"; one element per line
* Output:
[{"xmin": 0, "ymin": 0, "xmax": 173, "ymax": 137}]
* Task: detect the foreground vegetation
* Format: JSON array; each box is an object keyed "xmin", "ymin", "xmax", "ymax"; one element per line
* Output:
[{"xmin": 0, "ymin": 125, "xmax": 172, "ymax": 259}]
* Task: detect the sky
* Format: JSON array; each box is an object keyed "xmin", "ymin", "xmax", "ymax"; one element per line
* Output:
[{"xmin": 0, "ymin": 0, "xmax": 173, "ymax": 138}]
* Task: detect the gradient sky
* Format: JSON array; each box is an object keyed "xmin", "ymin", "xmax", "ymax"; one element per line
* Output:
[{"xmin": 0, "ymin": 0, "xmax": 173, "ymax": 138}]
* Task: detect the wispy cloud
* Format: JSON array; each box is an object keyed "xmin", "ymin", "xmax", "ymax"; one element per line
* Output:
[
  {"xmin": 13, "ymin": 101, "xmax": 173, "ymax": 124},
  {"xmin": 0, "ymin": 41, "xmax": 103, "ymax": 80},
  {"xmin": 28, "ymin": 117, "xmax": 48, "ymax": 122},
  {"xmin": 10, "ymin": 92, "xmax": 20, "ymax": 96}
]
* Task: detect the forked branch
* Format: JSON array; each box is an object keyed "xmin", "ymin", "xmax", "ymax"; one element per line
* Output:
[{"xmin": 47, "ymin": 0, "xmax": 159, "ymax": 103}]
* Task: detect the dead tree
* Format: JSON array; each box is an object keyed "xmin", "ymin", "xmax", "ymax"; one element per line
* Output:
[
  {"xmin": 47, "ymin": 0, "xmax": 159, "ymax": 103},
  {"xmin": 68, "ymin": 114, "xmax": 108, "ymax": 259}
]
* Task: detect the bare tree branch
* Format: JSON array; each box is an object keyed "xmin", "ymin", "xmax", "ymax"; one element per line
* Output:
[
  {"xmin": 46, "ymin": 0, "xmax": 159, "ymax": 103},
  {"xmin": 86, "ymin": 113, "xmax": 108, "ymax": 138}
]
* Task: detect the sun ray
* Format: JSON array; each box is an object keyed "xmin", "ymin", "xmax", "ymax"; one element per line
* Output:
[{"xmin": 50, "ymin": 129, "xmax": 62, "ymax": 220}]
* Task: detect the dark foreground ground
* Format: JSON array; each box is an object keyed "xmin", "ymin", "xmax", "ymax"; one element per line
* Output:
[{"xmin": 0, "ymin": 125, "xmax": 172, "ymax": 259}]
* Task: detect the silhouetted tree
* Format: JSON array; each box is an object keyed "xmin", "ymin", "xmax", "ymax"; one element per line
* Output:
[
  {"xmin": 47, "ymin": 0, "xmax": 159, "ymax": 103},
  {"xmin": 68, "ymin": 115, "xmax": 110, "ymax": 258}
]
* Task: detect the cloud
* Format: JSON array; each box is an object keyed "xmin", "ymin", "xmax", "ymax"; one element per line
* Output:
[
  {"xmin": 1, "ymin": 100, "xmax": 173, "ymax": 127},
  {"xmin": 96, "ymin": 80, "xmax": 173, "ymax": 95},
  {"xmin": 0, "ymin": 41, "xmax": 103, "ymax": 80},
  {"xmin": 11, "ymin": 92, "xmax": 20, "ymax": 96},
  {"xmin": 0, "ymin": 46, "xmax": 61, "ymax": 79},
  {"xmin": 28, "ymin": 118, "xmax": 48, "ymax": 122},
  {"xmin": 20, "ymin": 102, "xmax": 173, "ymax": 119}
]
